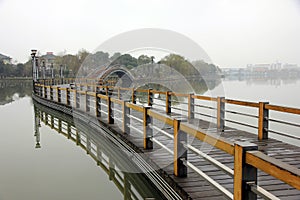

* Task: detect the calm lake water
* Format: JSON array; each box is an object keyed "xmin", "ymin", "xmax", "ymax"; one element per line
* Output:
[
  {"xmin": 0, "ymin": 81, "xmax": 123, "ymax": 200},
  {"xmin": 0, "ymin": 78, "xmax": 299, "ymax": 199}
]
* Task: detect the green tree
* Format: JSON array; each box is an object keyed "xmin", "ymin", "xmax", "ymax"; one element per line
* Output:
[
  {"xmin": 137, "ymin": 55, "xmax": 152, "ymax": 65},
  {"xmin": 110, "ymin": 54, "xmax": 138, "ymax": 69}
]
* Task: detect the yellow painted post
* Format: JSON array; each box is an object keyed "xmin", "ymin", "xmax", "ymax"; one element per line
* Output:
[
  {"xmin": 147, "ymin": 89, "xmax": 153, "ymax": 106},
  {"xmin": 143, "ymin": 106, "xmax": 153, "ymax": 149},
  {"xmin": 258, "ymin": 102, "xmax": 269, "ymax": 140},
  {"xmin": 132, "ymin": 88, "xmax": 136, "ymax": 104},
  {"xmin": 107, "ymin": 97, "xmax": 114, "ymax": 124},
  {"xmin": 174, "ymin": 119, "xmax": 187, "ymax": 177},
  {"xmin": 234, "ymin": 142, "xmax": 258, "ymax": 200}
]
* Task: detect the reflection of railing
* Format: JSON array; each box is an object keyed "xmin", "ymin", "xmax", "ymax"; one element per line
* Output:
[
  {"xmin": 33, "ymin": 103, "xmax": 166, "ymax": 200},
  {"xmin": 34, "ymin": 80, "xmax": 300, "ymax": 200}
]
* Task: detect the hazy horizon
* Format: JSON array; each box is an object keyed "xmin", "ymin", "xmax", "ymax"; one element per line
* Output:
[{"xmin": 1, "ymin": 0, "xmax": 300, "ymax": 68}]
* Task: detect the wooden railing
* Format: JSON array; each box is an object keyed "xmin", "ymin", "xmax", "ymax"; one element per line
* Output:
[{"xmin": 33, "ymin": 80, "xmax": 300, "ymax": 200}]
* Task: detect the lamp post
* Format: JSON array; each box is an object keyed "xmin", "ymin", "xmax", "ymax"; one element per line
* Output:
[
  {"xmin": 35, "ymin": 56, "xmax": 40, "ymax": 81},
  {"xmin": 31, "ymin": 49, "xmax": 37, "ymax": 82}
]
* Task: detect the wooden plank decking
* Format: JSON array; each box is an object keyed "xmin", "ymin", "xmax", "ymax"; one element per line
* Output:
[{"xmin": 106, "ymin": 105, "xmax": 300, "ymax": 199}]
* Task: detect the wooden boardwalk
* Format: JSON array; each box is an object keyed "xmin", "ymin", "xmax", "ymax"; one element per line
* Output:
[
  {"xmin": 33, "ymin": 80, "xmax": 300, "ymax": 200},
  {"xmin": 108, "ymin": 106, "xmax": 300, "ymax": 199}
]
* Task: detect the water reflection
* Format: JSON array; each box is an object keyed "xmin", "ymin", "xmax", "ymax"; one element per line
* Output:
[
  {"xmin": 0, "ymin": 79, "xmax": 32, "ymax": 105},
  {"xmin": 33, "ymin": 101, "xmax": 166, "ymax": 200},
  {"xmin": 223, "ymin": 76, "xmax": 300, "ymax": 86}
]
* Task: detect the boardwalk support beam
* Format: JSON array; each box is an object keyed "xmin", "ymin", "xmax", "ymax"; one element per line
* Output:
[
  {"xmin": 174, "ymin": 119, "xmax": 187, "ymax": 177},
  {"xmin": 234, "ymin": 142, "xmax": 258, "ymax": 200}
]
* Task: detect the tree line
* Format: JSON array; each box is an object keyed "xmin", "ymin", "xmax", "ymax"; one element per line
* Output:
[{"xmin": 0, "ymin": 49, "xmax": 221, "ymax": 78}]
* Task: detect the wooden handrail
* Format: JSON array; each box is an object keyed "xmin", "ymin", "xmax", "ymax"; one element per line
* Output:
[
  {"xmin": 265, "ymin": 104, "xmax": 300, "ymax": 115},
  {"xmin": 180, "ymin": 123, "xmax": 235, "ymax": 155},
  {"xmin": 110, "ymin": 97, "xmax": 123, "ymax": 105},
  {"xmin": 147, "ymin": 109, "xmax": 174, "ymax": 126},
  {"xmin": 192, "ymin": 95, "xmax": 217, "ymax": 101},
  {"xmin": 223, "ymin": 99, "xmax": 259, "ymax": 108},
  {"xmin": 246, "ymin": 151, "xmax": 300, "ymax": 190},
  {"xmin": 125, "ymin": 102, "xmax": 143, "ymax": 112}
]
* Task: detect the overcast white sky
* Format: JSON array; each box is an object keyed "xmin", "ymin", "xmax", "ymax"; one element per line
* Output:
[{"xmin": 0, "ymin": 0, "xmax": 300, "ymax": 68}]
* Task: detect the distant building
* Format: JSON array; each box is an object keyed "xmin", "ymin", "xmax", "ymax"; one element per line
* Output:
[
  {"xmin": 0, "ymin": 53, "xmax": 12, "ymax": 64},
  {"xmin": 40, "ymin": 52, "xmax": 56, "ymax": 70}
]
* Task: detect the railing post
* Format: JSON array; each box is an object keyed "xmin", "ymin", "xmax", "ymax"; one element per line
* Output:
[
  {"xmin": 76, "ymin": 130, "xmax": 80, "ymax": 145},
  {"xmin": 217, "ymin": 97, "xmax": 225, "ymax": 131},
  {"xmin": 96, "ymin": 93, "xmax": 101, "ymax": 118},
  {"xmin": 124, "ymin": 173, "xmax": 131, "ymax": 200},
  {"xmin": 109, "ymin": 158, "xmax": 115, "ymax": 180},
  {"xmin": 166, "ymin": 91, "xmax": 171, "ymax": 114},
  {"xmin": 51, "ymin": 115, "xmax": 54, "ymax": 129},
  {"xmin": 66, "ymin": 89, "xmax": 70, "ymax": 106},
  {"xmin": 85, "ymin": 92, "xmax": 90, "ymax": 112},
  {"xmin": 49, "ymin": 87, "xmax": 53, "ymax": 101},
  {"xmin": 86, "ymin": 135, "xmax": 91, "ymax": 154},
  {"xmin": 67, "ymin": 123, "xmax": 71, "ymax": 139},
  {"xmin": 117, "ymin": 87, "xmax": 121, "ymax": 100},
  {"xmin": 132, "ymin": 88, "xmax": 136, "ymax": 104},
  {"xmin": 148, "ymin": 88, "xmax": 153, "ymax": 106},
  {"xmin": 105, "ymin": 86, "xmax": 109, "ymax": 96},
  {"xmin": 76, "ymin": 90, "xmax": 80, "ymax": 109},
  {"xmin": 96, "ymin": 146, "xmax": 102, "ymax": 165},
  {"xmin": 107, "ymin": 97, "xmax": 114, "ymax": 124},
  {"xmin": 58, "ymin": 119, "xmax": 62, "ymax": 133},
  {"xmin": 57, "ymin": 87, "xmax": 61, "ymax": 103},
  {"xmin": 174, "ymin": 119, "xmax": 187, "ymax": 177},
  {"xmin": 143, "ymin": 106, "xmax": 153, "ymax": 149},
  {"xmin": 122, "ymin": 101, "xmax": 130, "ymax": 134},
  {"xmin": 258, "ymin": 102, "xmax": 269, "ymax": 140},
  {"xmin": 44, "ymin": 86, "xmax": 48, "ymax": 99},
  {"xmin": 234, "ymin": 142, "xmax": 258, "ymax": 200},
  {"xmin": 188, "ymin": 93, "xmax": 195, "ymax": 119}
]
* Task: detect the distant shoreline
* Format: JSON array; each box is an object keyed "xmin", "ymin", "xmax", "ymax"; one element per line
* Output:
[{"xmin": 0, "ymin": 77, "xmax": 32, "ymax": 80}]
